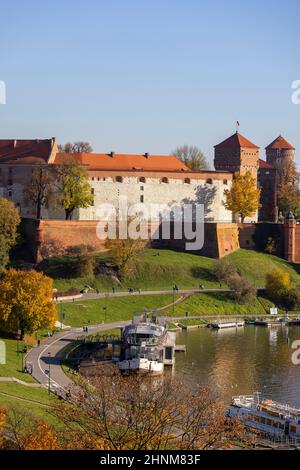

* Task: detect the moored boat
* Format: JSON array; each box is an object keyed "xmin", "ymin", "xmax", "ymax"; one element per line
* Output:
[
  {"xmin": 118, "ymin": 314, "xmax": 176, "ymax": 375},
  {"xmin": 227, "ymin": 394, "xmax": 300, "ymax": 441}
]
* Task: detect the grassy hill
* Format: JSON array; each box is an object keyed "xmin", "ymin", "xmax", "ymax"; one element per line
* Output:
[{"xmin": 41, "ymin": 248, "xmax": 300, "ymax": 292}]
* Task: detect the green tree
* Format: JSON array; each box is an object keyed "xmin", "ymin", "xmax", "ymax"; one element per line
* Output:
[
  {"xmin": 0, "ymin": 197, "xmax": 20, "ymax": 273},
  {"xmin": 171, "ymin": 145, "xmax": 208, "ymax": 170},
  {"xmin": 282, "ymin": 287, "xmax": 300, "ymax": 311},
  {"xmin": 223, "ymin": 171, "xmax": 261, "ymax": 223},
  {"xmin": 56, "ymin": 162, "xmax": 94, "ymax": 220}
]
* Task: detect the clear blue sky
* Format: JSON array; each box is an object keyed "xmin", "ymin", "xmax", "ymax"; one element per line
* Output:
[{"xmin": 1, "ymin": 0, "xmax": 299, "ymax": 166}]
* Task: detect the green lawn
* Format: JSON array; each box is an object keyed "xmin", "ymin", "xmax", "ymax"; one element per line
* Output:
[
  {"xmin": 163, "ymin": 293, "xmax": 272, "ymax": 317},
  {"xmin": 40, "ymin": 248, "xmax": 300, "ymax": 293},
  {"xmin": 0, "ymin": 338, "xmax": 34, "ymax": 383},
  {"xmin": 228, "ymin": 250, "xmax": 300, "ymax": 287},
  {"xmin": 61, "ymin": 294, "xmax": 177, "ymax": 327},
  {"xmin": 0, "ymin": 382, "xmax": 63, "ymax": 425}
]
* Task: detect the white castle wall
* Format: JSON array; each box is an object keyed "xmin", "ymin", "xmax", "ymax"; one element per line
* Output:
[{"xmin": 79, "ymin": 175, "xmax": 233, "ymax": 223}]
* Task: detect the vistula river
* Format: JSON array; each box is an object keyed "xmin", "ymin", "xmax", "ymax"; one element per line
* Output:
[{"xmin": 173, "ymin": 325, "xmax": 300, "ymax": 408}]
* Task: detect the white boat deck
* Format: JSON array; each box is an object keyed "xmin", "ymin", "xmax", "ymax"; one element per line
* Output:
[{"xmin": 232, "ymin": 395, "xmax": 300, "ymax": 419}]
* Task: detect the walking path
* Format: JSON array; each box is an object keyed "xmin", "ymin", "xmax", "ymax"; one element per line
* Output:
[{"xmin": 56, "ymin": 287, "xmax": 231, "ymax": 304}]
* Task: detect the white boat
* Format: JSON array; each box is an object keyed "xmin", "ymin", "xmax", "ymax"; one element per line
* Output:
[
  {"xmin": 118, "ymin": 314, "xmax": 176, "ymax": 375},
  {"xmin": 211, "ymin": 321, "xmax": 244, "ymax": 329},
  {"xmin": 118, "ymin": 357, "xmax": 164, "ymax": 376},
  {"xmin": 228, "ymin": 394, "xmax": 300, "ymax": 441}
]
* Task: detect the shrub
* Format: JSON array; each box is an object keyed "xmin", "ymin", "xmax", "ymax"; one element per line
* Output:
[
  {"xmin": 266, "ymin": 269, "xmax": 291, "ymax": 304},
  {"xmin": 74, "ymin": 253, "xmax": 95, "ymax": 277},
  {"xmin": 39, "ymin": 238, "xmax": 66, "ymax": 259},
  {"xmin": 213, "ymin": 258, "xmax": 238, "ymax": 284},
  {"xmin": 228, "ymin": 274, "xmax": 256, "ymax": 303}
]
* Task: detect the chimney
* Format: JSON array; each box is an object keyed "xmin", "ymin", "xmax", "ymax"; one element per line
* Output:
[
  {"xmin": 144, "ymin": 152, "xmax": 149, "ymax": 158},
  {"xmin": 110, "ymin": 151, "xmax": 115, "ymax": 158}
]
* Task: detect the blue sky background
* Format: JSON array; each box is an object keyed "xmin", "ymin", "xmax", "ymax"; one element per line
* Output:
[{"xmin": 0, "ymin": 0, "xmax": 299, "ymax": 166}]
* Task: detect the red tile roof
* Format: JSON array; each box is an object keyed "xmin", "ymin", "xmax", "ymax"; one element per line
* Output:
[
  {"xmin": 0, "ymin": 139, "xmax": 54, "ymax": 164},
  {"xmin": 265, "ymin": 135, "xmax": 295, "ymax": 150},
  {"xmin": 53, "ymin": 152, "xmax": 190, "ymax": 172},
  {"xmin": 259, "ymin": 159, "xmax": 274, "ymax": 169},
  {"xmin": 214, "ymin": 132, "xmax": 259, "ymax": 149}
]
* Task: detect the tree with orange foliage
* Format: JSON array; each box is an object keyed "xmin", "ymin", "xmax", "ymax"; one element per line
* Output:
[
  {"xmin": 0, "ymin": 406, "xmax": 6, "ymax": 448},
  {"xmin": 223, "ymin": 171, "xmax": 261, "ymax": 223},
  {"xmin": 0, "ymin": 269, "xmax": 57, "ymax": 338},
  {"xmin": 53, "ymin": 372, "xmax": 244, "ymax": 450}
]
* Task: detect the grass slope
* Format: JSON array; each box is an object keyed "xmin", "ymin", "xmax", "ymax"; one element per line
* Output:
[
  {"xmin": 164, "ymin": 293, "xmax": 270, "ymax": 316},
  {"xmin": 60, "ymin": 294, "xmax": 177, "ymax": 327},
  {"xmin": 42, "ymin": 249, "xmax": 300, "ymax": 293},
  {"xmin": 0, "ymin": 338, "xmax": 34, "ymax": 383}
]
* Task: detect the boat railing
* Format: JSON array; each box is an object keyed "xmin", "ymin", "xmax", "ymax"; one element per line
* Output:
[{"xmin": 232, "ymin": 395, "xmax": 300, "ymax": 418}]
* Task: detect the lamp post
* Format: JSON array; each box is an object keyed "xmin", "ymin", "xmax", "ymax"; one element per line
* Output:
[
  {"xmin": 104, "ymin": 293, "xmax": 108, "ymax": 322},
  {"xmin": 48, "ymin": 352, "xmax": 51, "ymax": 395},
  {"xmin": 173, "ymin": 286, "xmax": 175, "ymax": 317}
]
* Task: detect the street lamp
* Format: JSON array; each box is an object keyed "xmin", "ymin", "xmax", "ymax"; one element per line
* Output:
[
  {"xmin": 173, "ymin": 286, "xmax": 176, "ymax": 316},
  {"xmin": 48, "ymin": 352, "xmax": 51, "ymax": 395},
  {"xmin": 103, "ymin": 293, "xmax": 109, "ymax": 323}
]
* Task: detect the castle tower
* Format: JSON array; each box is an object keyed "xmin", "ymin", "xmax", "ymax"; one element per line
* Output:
[
  {"xmin": 214, "ymin": 131, "xmax": 259, "ymax": 179},
  {"xmin": 265, "ymin": 135, "xmax": 295, "ymax": 167}
]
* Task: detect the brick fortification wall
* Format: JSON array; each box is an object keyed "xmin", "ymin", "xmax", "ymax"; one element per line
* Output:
[
  {"xmin": 157, "ymin": 222, "xmax": 239, "ymax": 258},
  {"xmin": 21, "ymin": 218, "xmax": 240, "ymax": 261},
  {"xmin": 283, "ymin": 220, "xmax": 300, "ymax": 263},
  {"xmin": 37, "ymin": 220, "xmax": 107, "ymax": 256},
  {"xmin": 22, "ymin": 218, "xmax": 298, "ymax": 263}
]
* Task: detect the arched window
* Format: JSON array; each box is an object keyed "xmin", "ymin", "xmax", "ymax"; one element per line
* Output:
[
  {"xmin": 161, "ymin": 177, "xmax": 169, "ymax": 184},
  {"xmin": 223, "ymin": 179, "xmax": 228, "ymax": 185},
  {"xmin": 184, "ymin": 178, "xmax": 191, "ymax": 184},
  {"xmin": 206, "ymin": 178, "xmax": 213, "ymax": 184},
  {"xmin": 139, "ymin": 176, "xmax": 146, "ymax": 183},
  {"xmin": 116, "ymin": 176, "xmax": 123, "ymax": 183}
]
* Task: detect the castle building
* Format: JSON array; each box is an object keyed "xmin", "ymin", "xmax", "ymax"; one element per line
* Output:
[
  {"xmin": 0, "ymin": 132, "xmax": 295, "ymax": 225},
  {"xmin": 265, "ymin": 135, "xmax": 295, "ymax": 167},
  {"xmin": 0, "ymin": 139, "xmax": 233, "ymax": 223},
  {"xmin": 214, "ymin": 132, "xmax": 259, "ymax": 180}
]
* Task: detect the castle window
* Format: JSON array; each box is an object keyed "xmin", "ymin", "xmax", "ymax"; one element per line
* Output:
[
  {"xmin": 140, "ymin": 186, "xmax": 144, "ymax": 191},
  {"xmin": 223, "ymin": 179, "xmax": 228, "ymax": 185},
  {"xmin": 8, "ymin": 189, "xmax": 12, "ymax": 198},
  {"xmin": 139, "ymin": 176, "xmax": 146, "ymax": 183},
  {"xmin": 140, "ymin": 195, "xmax": 144, "ymax": 203},
  {"xmin": 91, "ymin": 177, "xmax": 95, "ymax": 181},
  {"xmin": 184, "ymin": 178, "xmax": 191, "ymax": 184},
  {"xmin": 116, "ymin": 176, "xmax": 123, "ymax": 183},
  {"xmin": 161, "ymin": 177, "xmax": 169, "ymax": 184},
  {"xmin": 206, "ymin": 178, "xmax": 213, "ymax": 184}
]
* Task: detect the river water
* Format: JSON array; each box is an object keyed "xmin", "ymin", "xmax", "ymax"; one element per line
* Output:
[{"xmin": 173, "ymin": 325, "xmax": 300, "ymax": 408}]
